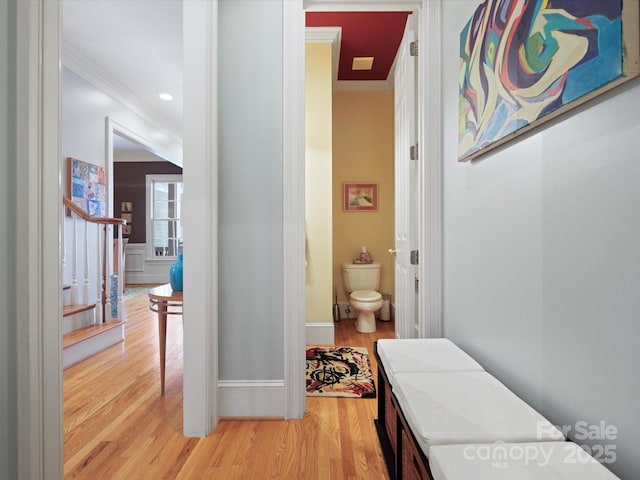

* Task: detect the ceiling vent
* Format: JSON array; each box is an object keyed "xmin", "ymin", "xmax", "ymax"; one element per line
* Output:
[{"xmin": 352, "ymin": 56, "xmax": 374, "ymax": 71}]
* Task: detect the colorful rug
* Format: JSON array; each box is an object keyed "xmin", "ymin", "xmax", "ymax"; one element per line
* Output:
[{"xmin": 306, "ymin": 346, "xmax": 376, "ymax": 398}]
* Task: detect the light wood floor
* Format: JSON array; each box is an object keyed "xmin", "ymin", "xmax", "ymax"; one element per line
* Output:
[{"xmin": 64, "ymin": 292, "xmax": 395, "ymax": 479}]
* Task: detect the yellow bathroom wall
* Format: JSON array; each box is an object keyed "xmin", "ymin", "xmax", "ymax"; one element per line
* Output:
[
  {"xmin": 333, "ymin": 90, "xmax": 395, "ymax": 304},
  {"xmin": 305, "ymin": 43, "xmax": 333, "ymax": 324}
]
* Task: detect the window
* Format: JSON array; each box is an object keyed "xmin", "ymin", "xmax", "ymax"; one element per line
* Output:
[{"xmin": 146, "ymin": 174, "xmax": 183, "ymax": 258}]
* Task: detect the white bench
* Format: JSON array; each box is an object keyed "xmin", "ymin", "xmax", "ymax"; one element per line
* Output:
[
  {"xmin": 374, "ymin": 340, "xmax": 621, "ymax": 480},
  {"xmin": 374, "ymin": 339, "xmax": 485, "ymax": 463}
]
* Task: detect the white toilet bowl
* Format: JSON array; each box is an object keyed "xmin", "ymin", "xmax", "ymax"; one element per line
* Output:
[{"xmin": 350, "ymin": 290, "xmax": 383, "ymax": 333}]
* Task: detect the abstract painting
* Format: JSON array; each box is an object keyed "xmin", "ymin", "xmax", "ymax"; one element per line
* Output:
[
  {"xmin": 67, "ymin": 157, "xmax": 107, "ymax": 217},
  {"xmin": 459, "ymin": 0, "xmax": 639, "ymax": 161}
]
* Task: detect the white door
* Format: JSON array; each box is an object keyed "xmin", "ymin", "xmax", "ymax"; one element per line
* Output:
[{"xmin": 393, "ymin": 14, "xmax": 418, "ymax": 339}]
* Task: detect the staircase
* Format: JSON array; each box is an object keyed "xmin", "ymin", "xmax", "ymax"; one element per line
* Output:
[{"xmin": 62, "ymin": 196, "xmax": 127, "ymax": 368}]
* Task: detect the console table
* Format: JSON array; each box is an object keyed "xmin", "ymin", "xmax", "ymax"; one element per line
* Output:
[{"xmin": 148, "ymin": 284, "xmax": 183, "ymax": 394}]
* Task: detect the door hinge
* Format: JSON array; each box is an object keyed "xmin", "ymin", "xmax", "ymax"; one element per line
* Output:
[
  {"xmin": 410, "ymin": 41, "xmax": 418, "ymax": 57},
  {"xmin": 410, "ymin": 250, "xmax": 419, "ymax": 265},
  {"xmin": 410, "ymin": 143, "xmax": 419, "ymax": 161}
]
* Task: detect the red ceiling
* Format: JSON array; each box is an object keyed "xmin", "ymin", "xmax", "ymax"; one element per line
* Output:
[{"xmin": 306, "ymin": 11, "xmax": 411, "ymax": 82}]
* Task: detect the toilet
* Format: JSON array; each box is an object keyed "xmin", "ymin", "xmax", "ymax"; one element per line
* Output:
[{"xmin": 342, "ymin": 262, "xmax": 383, "ymax": 333}]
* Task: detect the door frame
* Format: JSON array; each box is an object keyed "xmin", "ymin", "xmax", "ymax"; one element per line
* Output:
[
  {"xmin": 284, "ymin": 0, "xmax": 444, "ymax": 410},
  {"xmin": 16, "ymin": 0, "xmax": 64, "ymax": 477},
  {"xmin": 417, "ymin": 0, "xmax": 443, "ymax": 338},
  {"xmin": 181, "ymin": 0, "xmax": 219, "ymax": 435},
  {"xmin": 19, "ymin": 2, "xmax": 221, "ymax": 477}
]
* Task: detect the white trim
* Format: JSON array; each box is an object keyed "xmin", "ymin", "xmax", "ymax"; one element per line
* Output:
[
  {"xmin": 418, "ymin": 0, "xmax": 443, "ymax": 338},
  {"xmin": 16, "ymin": 0, "xmax": 63, "ymax": 477},
  {"xmin": 64, "ymin": 41, "xmax": 182, "ymax": 144},
  {"xmin": 218, "ymin": 381, "xmax": 286, "ymax": 417},
  {"xmin": 305, "ymin": 26, "xmax": 340, "ymax": 44},
  {"xmin": 182, "ymin": 0, "xmax": 219, "ymax": 436},
  {"xmin": 306, "ymin": 323, "xmax": 336, "ymax": 345},
  {"xmin": 283, "ymin": 0, "xmax": 307, "ymax": 420}
]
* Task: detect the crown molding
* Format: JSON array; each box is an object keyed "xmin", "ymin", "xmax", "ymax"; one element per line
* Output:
[
  {"xmin": 305, "ymin": 26, "xmax": 341, "ymax": 43},
  {"xmin": 62, "ymin": 41, "xmax": 182, "ymax": 144}
]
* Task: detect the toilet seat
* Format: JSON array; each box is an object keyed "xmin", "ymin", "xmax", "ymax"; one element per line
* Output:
[{"xmin": 350, "ymin": 290, "xmax": 382, "ymax": 303}]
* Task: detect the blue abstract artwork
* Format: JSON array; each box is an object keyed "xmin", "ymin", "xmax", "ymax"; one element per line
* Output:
[{"xmin": 459, "ymin": 0, "xmax": 639, "ymax": 161}]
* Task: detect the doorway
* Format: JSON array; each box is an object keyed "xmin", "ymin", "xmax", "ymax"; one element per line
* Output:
[
  {"xmin": 303, "ymin": 8, "xmax": 419, "ymax": 345},
  {"xmin": 290, "ymin": 0, "xmax": 444, "ymax": 415},
  {"xmin": 107, "ymin": 120, "xmax": 183, "ymax": 290}
]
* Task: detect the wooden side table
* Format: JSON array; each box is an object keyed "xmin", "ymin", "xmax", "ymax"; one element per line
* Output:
[{"xmin": 148, "ymin": 284, "xmax": 183, "ymax": 394}]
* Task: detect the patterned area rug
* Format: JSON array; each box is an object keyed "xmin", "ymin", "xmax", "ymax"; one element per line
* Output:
[{"xmin": 306, "ymin": 346, "xmax": 376, "ymax": 398}]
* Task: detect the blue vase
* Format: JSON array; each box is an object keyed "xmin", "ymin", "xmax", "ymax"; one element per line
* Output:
[{"xmin": 169, "ymin": 253, "xmax": 183, "ymax": 291}]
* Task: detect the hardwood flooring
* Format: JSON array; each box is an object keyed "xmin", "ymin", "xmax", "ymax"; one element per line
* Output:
[{"xmin": 64, "ymin": 293, "xmax": 395, "ymax": 479}]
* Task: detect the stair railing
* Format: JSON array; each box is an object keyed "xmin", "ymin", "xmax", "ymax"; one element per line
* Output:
[{"xmin": 63, "ymin": 196, "xmax": 127, "ymax": 323}]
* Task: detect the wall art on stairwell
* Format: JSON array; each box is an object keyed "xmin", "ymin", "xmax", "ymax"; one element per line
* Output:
[
  {"xmin": 458, "ymin": 0, "xmax": 640, "ymax": 162},
  {"xmin": 67, "ymin": 157, "xmax": 107, "ymax": 217}
]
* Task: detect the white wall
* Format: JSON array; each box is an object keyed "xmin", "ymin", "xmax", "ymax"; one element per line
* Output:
[
  {"xmin": 218, "ymin": 0, "xmax": 284, "ymax": 380},
  {"xmin": 441, "ymin": 2, "xmax": 640, "ymax": 478},
  {"xmin": 0, "ymin": 2, "xmax": 18, "ymax": 477}
]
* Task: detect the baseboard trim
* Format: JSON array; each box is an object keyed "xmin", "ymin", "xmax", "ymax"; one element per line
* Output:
[
  {"xmin": 218, "ymin": 380, "xmax": 286, "ymax": 417},
  {"xmin": 305, "ymin": 322, "xmax": 335, "ymax": 345}
]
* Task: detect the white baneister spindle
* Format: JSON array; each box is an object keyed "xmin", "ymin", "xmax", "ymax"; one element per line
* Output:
[
  {"xmin": 82, "ymin": 218, "xmax": 89, "ymax": 305},
  {"xmin": 105, "ymin": 225, "xmax": 112, "ymax": 322},
  {"xmin": 95, "ymin": 223, "xmax": 102, "ymax": 325},
  {"xmin": 117, "ymin": 224, "xmax": 124, "ymax": 319},
  {"xmin": 70, "ymin": 212, "xmax": 78, "ymax": 306}
]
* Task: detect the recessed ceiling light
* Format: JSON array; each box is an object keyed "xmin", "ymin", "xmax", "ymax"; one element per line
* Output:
[
  {"xmin": 158, "ymin": 93, "xmax": 174, "ymax": 101},
  {"xmin": 352, "ymin": 57, "xmax": 374, "ymax": 71}
]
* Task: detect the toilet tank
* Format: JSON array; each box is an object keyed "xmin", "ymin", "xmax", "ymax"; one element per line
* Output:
[{"xmin": 342, "ymin": 262, "xmax": 381, "ymax": 293}]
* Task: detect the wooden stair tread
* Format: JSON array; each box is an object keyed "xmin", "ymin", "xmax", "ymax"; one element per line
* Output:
[
  {"xmin": 63, "ymin": 321, "xmax": 124, "ymax": 349},
  {"xmin": 63, "ymin": 303, "xmax": 96, "ymax": 317}
]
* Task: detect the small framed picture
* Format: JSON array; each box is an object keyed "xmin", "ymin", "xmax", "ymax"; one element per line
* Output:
[
  {"xmin": 121, "ymin": 201, "xmax": 133, "ymax": 213},
  {"xmin": 121, "ymin": 213, "xmax": 133, "ymax": 224},
  {"xmin": 343, "ymin": 183, "xmax": 378, "ymax": 212},
  {"xmin": 122, "ymin": 224, "xmax": 132, "ymax": 235}
]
